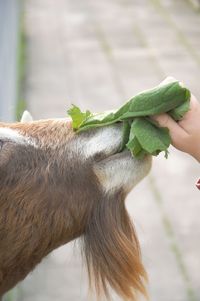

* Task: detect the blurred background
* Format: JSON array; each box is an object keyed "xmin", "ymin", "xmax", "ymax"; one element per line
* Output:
[{"xmin": 1, "ymin": 0, "xmax": 200, "ymax": 300}]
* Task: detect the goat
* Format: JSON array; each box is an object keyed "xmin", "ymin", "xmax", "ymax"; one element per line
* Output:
[{"xmin": 0, "ymin": 111, "xmax": 152, "ymax": 300}]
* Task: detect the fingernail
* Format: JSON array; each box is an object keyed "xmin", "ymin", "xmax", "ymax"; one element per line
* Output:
[{"xmin": 196, "ymin": 178, "xmax": 200, "ymax": 190}]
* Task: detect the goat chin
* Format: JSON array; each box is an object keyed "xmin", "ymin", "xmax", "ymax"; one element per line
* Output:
[{"xmin": 0, "ymin": 114, "xmax": 152, "ymax": 300}]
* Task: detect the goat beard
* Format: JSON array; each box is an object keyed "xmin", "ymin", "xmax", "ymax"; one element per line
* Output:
[{"xmin": 81, "ymin": 190, "xmax": 148, "ymax": 301}]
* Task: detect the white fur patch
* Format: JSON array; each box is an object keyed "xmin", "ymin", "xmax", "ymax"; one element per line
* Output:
[
  {"xmin": 0, "ymin": 127, "xmax": 37, "ymax": 148},
  {"xmin": 0, "ymin": 128, "xmax": 27, "ymax": 144}
]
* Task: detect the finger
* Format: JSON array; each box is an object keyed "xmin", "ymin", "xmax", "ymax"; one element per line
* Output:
[
  {"xmin": 187, "ymin": 94, "xmax": 200, "ymax": 112},
  {"xmin": 151, "ymin": 113, "xmax": 188, "ymax": 145},
  {"xmin": 158, "ymin": 76, "xmax": 176, "ymax": 87},
  {"xmin": 178, "ymin": 94, "xmax": 200, "ymax": 131}
]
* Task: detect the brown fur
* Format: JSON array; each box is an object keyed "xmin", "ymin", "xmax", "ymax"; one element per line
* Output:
[{"xmin": 0, "ymin": 120, "xmax": 147, "ymax": 300}]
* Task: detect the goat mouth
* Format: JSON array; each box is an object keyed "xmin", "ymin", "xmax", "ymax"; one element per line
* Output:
[{"xmin": 107, "ymin": 148, "xmax": 151, "ymax": 163}]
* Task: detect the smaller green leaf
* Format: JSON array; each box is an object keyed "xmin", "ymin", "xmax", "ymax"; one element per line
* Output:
[
  {"xmin": 126, "ymin": 136, "xmax": 142, "ymax": 156},
  {"xmin": 130, "ymin": 118, "xmax": 171, "ymax": 155},
  {"xmin": 119, "ymin": 121, "xmax": 131, "ymax": 152},
  {"xmin": 168, "ymin": 99, "xmax": 190, "ymax": 121},
  {"xmin": 67, "ymin": 105, "xmax": 91, "ymax": 130}
]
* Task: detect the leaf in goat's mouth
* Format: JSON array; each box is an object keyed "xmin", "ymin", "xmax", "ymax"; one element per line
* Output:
[{"xmin": 67, "ymin": 79, "xmax": 190, "ymax": 159}]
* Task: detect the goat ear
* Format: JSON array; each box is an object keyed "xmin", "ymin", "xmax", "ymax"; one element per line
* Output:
[{"xmin": 21, "ymin": 111, "xmax": 33, "ymax": 123}]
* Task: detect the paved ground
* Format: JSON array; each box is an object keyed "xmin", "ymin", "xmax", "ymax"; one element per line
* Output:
[{"xmin": 16, "ymin": 0, "xmax": 200, "ymax": 300}]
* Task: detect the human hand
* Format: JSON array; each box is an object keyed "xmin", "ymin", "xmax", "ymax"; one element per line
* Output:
[{"xmin": 152, "ymin": 94, "xmax": 200, "ymax": 162}]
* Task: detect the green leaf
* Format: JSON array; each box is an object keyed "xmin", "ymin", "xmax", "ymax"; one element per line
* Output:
[
  {"xmin": 67, "ymin": 79, "xmax": 190, "ymax": 158},
  {"xmin": 130, "ymin": 118, "xmax": 171, "ymax": 155},
  {"xmin": 67, "ymin": 105, "xmax": 91, "ymax": 130}
]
